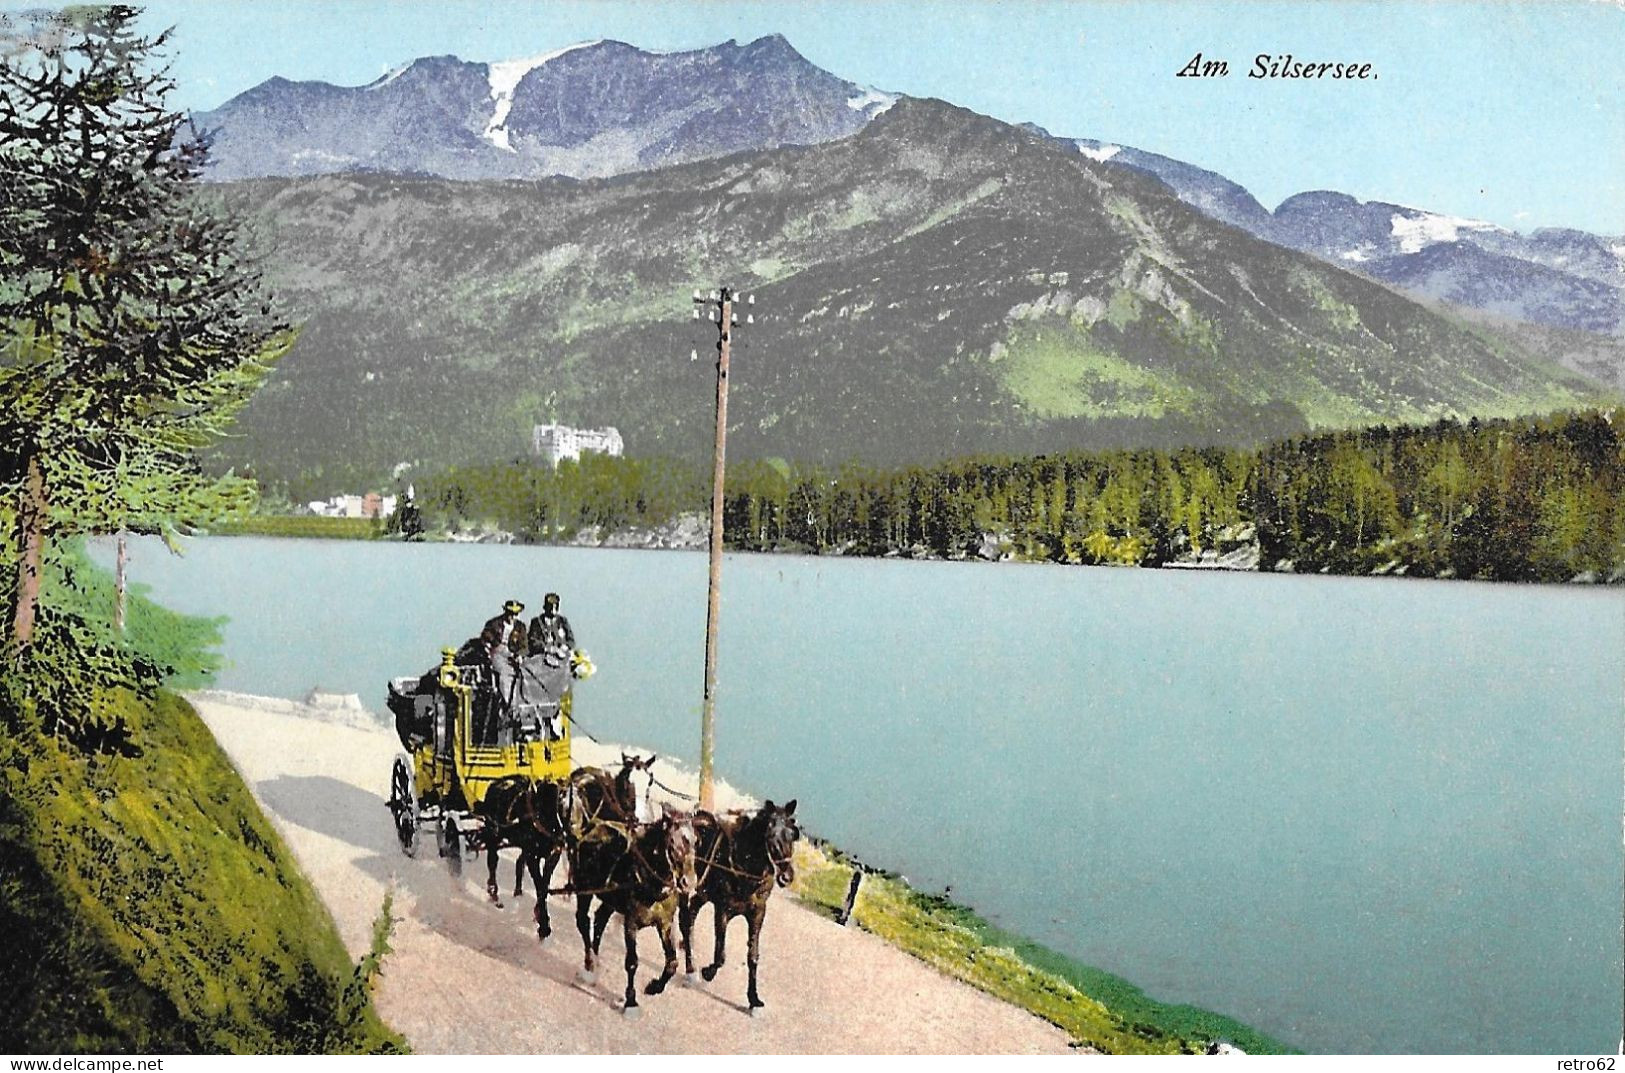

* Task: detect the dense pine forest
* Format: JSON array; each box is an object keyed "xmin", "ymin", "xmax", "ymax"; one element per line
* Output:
[{"xmin": 409, "ymin": 409, "xmax": 1625, "ymax": 584}]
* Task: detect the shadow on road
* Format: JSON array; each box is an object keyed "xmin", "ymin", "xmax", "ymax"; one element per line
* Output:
[{"xmin": 256, "ymin": 774, "xmax": 399, "ymax": 854}]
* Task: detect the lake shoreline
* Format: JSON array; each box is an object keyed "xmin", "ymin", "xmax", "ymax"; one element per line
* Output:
[{"xmin": 203, "ymin": 520, "xmax": 1623, "ymax": 590}]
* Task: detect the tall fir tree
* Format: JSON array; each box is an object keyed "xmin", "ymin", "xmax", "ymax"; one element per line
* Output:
[{"xmin": 0, "ymin": 5, "xmax": 291, "ymax": 657}]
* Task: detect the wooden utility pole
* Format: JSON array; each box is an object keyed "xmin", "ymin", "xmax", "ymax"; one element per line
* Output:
[{"xmin": 693, "ymin": 286, "xmax": 752, "ymax": 811}]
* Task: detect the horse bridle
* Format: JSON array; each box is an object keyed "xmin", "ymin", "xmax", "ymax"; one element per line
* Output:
[
  {"xmin": 694, "ymin": 812, "xmax": 797, "ymax": 888},
  {"xmin": 764, "ymin": 816, "xmax": 798, "ymax": 885}
]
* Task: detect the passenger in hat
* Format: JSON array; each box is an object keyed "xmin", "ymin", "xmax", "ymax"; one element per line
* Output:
[
  {"xmin": 480, "ymin": 599, "xmax": 530, "ymax": 662},
  {"xmin": 528, "ymin": 592, "xmax": 575, "ymax": 665},
  {"xmin": 465, "ymin": 599, "xmax": 528, "ymax": 744}
]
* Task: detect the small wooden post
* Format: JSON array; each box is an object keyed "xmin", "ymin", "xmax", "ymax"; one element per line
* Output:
[
  {"xmin": 114, "ymin": 532, "xmax": 128, "ymax": 635},
  {"xmin": 836, "ymin": 868, "xmax": 863, "ymax": 926}
]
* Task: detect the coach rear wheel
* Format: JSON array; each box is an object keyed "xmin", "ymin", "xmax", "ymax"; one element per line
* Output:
[{"xmin": 389, "ymin": 753, "xmax": 418, "ymax": 857}]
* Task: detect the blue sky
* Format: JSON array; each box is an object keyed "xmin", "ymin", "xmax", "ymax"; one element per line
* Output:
[{"xmin": 10, "ymin": 0, "xmax": 1622, "ymax": 234}]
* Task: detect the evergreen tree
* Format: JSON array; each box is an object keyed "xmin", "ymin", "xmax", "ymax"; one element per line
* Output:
[{"xmin": 0, "ymin": 6, "xmax": 290, "ymax": 656}]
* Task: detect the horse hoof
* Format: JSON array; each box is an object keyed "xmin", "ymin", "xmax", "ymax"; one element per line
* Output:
[
  {"xmin": 682, "ymin": 973, "xmax": 700, "ymax": 988},
  {"xmin": 536, "ymin": 930, "xmax": 551, "ymax": 945},
  {"xmin": 748, "ymin": 1004, "xmax": 765, "ymax": 1019},
  {"xmin": 622, "ymin": 1004, "xmax": 642, "ymax": 1020},
  {"xmin": 575, "ymin": 969, "xmax": 596, "ymax": 986},
  {"xmin": 700, "ymin": 966, "xmax": 719, "ymax": 982},
  {"xmin": 644, "ymin": 979, "xmax": 667, "ymax": 996}
]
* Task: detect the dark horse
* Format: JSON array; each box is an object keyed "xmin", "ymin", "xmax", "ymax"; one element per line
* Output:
[
  {"xmin": 475, "ymin": 754, "xmax": 660, "ymax": 941},
  {"xmin": 568, "ymin": 770, "xmax": 697, "ymax": 1016},
  {"xmin": 679, "ymin": 799, "xmax": 800, "ymax": 1013},
  {"xmin": 471, "ymin": 774, "xmax": 568, "ymax": 937}
]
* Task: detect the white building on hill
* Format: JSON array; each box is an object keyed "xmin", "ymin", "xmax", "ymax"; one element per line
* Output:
[{"xmin": 532, "ymin": 423, "xmax": 624, "ymax": 466}]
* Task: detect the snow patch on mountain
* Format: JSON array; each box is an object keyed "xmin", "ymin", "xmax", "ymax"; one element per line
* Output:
[
  {"xmin": 847, "ymin": 87, "xmax": 898, "ymax": 114},
  {"xmin": 1391, "ymin": 211, "xmax": 1500, "ymax": 254},
  {"xmin": 1077, "ymin": 143, "xmax": 1122, "ymax": 163},
  {"xmin": 291, "ymin": 148, "xmax": 359, "ymax": 166},
  {"xmin": 484, "ymin": 40, "xmax": 602, "ymax": 151},
  {"xmin": 366, "ymin": 62, "xmax": 412, "ymax": 91}
]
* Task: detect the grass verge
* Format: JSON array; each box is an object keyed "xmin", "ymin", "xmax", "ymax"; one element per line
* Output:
[
  {"xmin": 790, "ymin": 839, "xmax": 1294, "ymax": 1055},
  {"xmin": 1, "ymin": 548, "xmax": 403, "ymax": 1053},
  {"xmin": 213, "ymin": 516, "xmax": 383, "ymax": 540}
]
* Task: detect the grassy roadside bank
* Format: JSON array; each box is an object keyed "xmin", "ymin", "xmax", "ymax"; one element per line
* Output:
[
  {"xmin": 0, "ymin": 551, "xmax": 404, "ymax": 1053},
  {"xmin": 0, "ymin": 690, "xmax": 405, "ymax": 1053},
  {"xmin": 790, "ymin": 839, "xmax": 1294, "ymax": 1055}
]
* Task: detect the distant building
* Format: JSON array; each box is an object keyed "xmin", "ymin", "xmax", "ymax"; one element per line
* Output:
[
  {"xmin": 303, "ymin": 492, "xmax": 396, "ymax": 518},
  {"xmin": 532, "ymin": 423, "xmax": 624, "ymax": 466}
]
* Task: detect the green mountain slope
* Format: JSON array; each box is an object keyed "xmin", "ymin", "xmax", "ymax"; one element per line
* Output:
[{"xmin": 204, "ymin": 98, "xmax": 1607, "ymax": 495}]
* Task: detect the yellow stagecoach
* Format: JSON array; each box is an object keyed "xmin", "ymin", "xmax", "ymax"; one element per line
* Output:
[{"xmin": 385, "ymin": 645, "xmax": 594, "ymax": 872}]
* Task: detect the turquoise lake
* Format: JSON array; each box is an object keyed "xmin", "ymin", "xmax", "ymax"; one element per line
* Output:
[{"xmin": 97, "ymin": 536, "xmax": 1625, "ymax": 1054}]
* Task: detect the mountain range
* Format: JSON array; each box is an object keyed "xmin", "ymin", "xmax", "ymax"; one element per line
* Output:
[
  {"xmin": 195, "ymin": 35, "xmax": 1624, "ymax": 350},
  {"xmin": 194, "ymin": 35, "xmax": 895, "ymax": 182},
  {"xmin": 201, "ymin": 97, "xmax": 1605, "ymax": 496},
  {"xmin": 1068, "ymin": 150, "xmax": 1623, "ymax": 340}
]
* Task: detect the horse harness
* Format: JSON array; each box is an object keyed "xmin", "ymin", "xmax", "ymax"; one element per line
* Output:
[
  {"xmin": 693, "ymin": 812, "xmax": 790, "ymax": 891},
  {"xmin": 541, "ymin": 780, "xmax": 686, "ymax": 899}
]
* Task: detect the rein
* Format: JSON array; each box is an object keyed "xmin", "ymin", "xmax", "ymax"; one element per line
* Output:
[
  {"xmin": 695, "ymin": 845, "xmax": 771, "ymax": 884},
  {"xmin": 650, "ymin": 775, "xmax": 697, "ymax": 802},
  {"xmin": 560, "ymin": 708, "xmax": 603, "ymax": 744}
]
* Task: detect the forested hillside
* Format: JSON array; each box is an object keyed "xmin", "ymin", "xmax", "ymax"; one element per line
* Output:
[{"xmin": 411, "ymin": 409, "xmax": 1625, "ymax": 584}]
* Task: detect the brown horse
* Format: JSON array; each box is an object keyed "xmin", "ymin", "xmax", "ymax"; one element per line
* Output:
[
  {"xmin": 679, "ymin": 799, "xmax": 800, "ymax": 1013},
  {"xmin": 568, "ymin": 776, "xmax": 697, "ymax": 1016},
  {"xmin": 471, "ymin": 775, "xmax": 569, "ymax": 938},
  {"xmin": 476, "ymin": 754, "xmax": 657, "ymax": 940}
]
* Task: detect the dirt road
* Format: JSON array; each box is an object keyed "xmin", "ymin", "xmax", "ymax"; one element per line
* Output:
[{"xmin": 191, "ymin": 693, "xmax": 1073, "ymax": 1054}]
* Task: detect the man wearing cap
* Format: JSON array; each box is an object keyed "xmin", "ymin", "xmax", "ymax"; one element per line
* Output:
[{"xmin": 528, "ymin": 592, "xmax": 575, "ymax": 666}]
